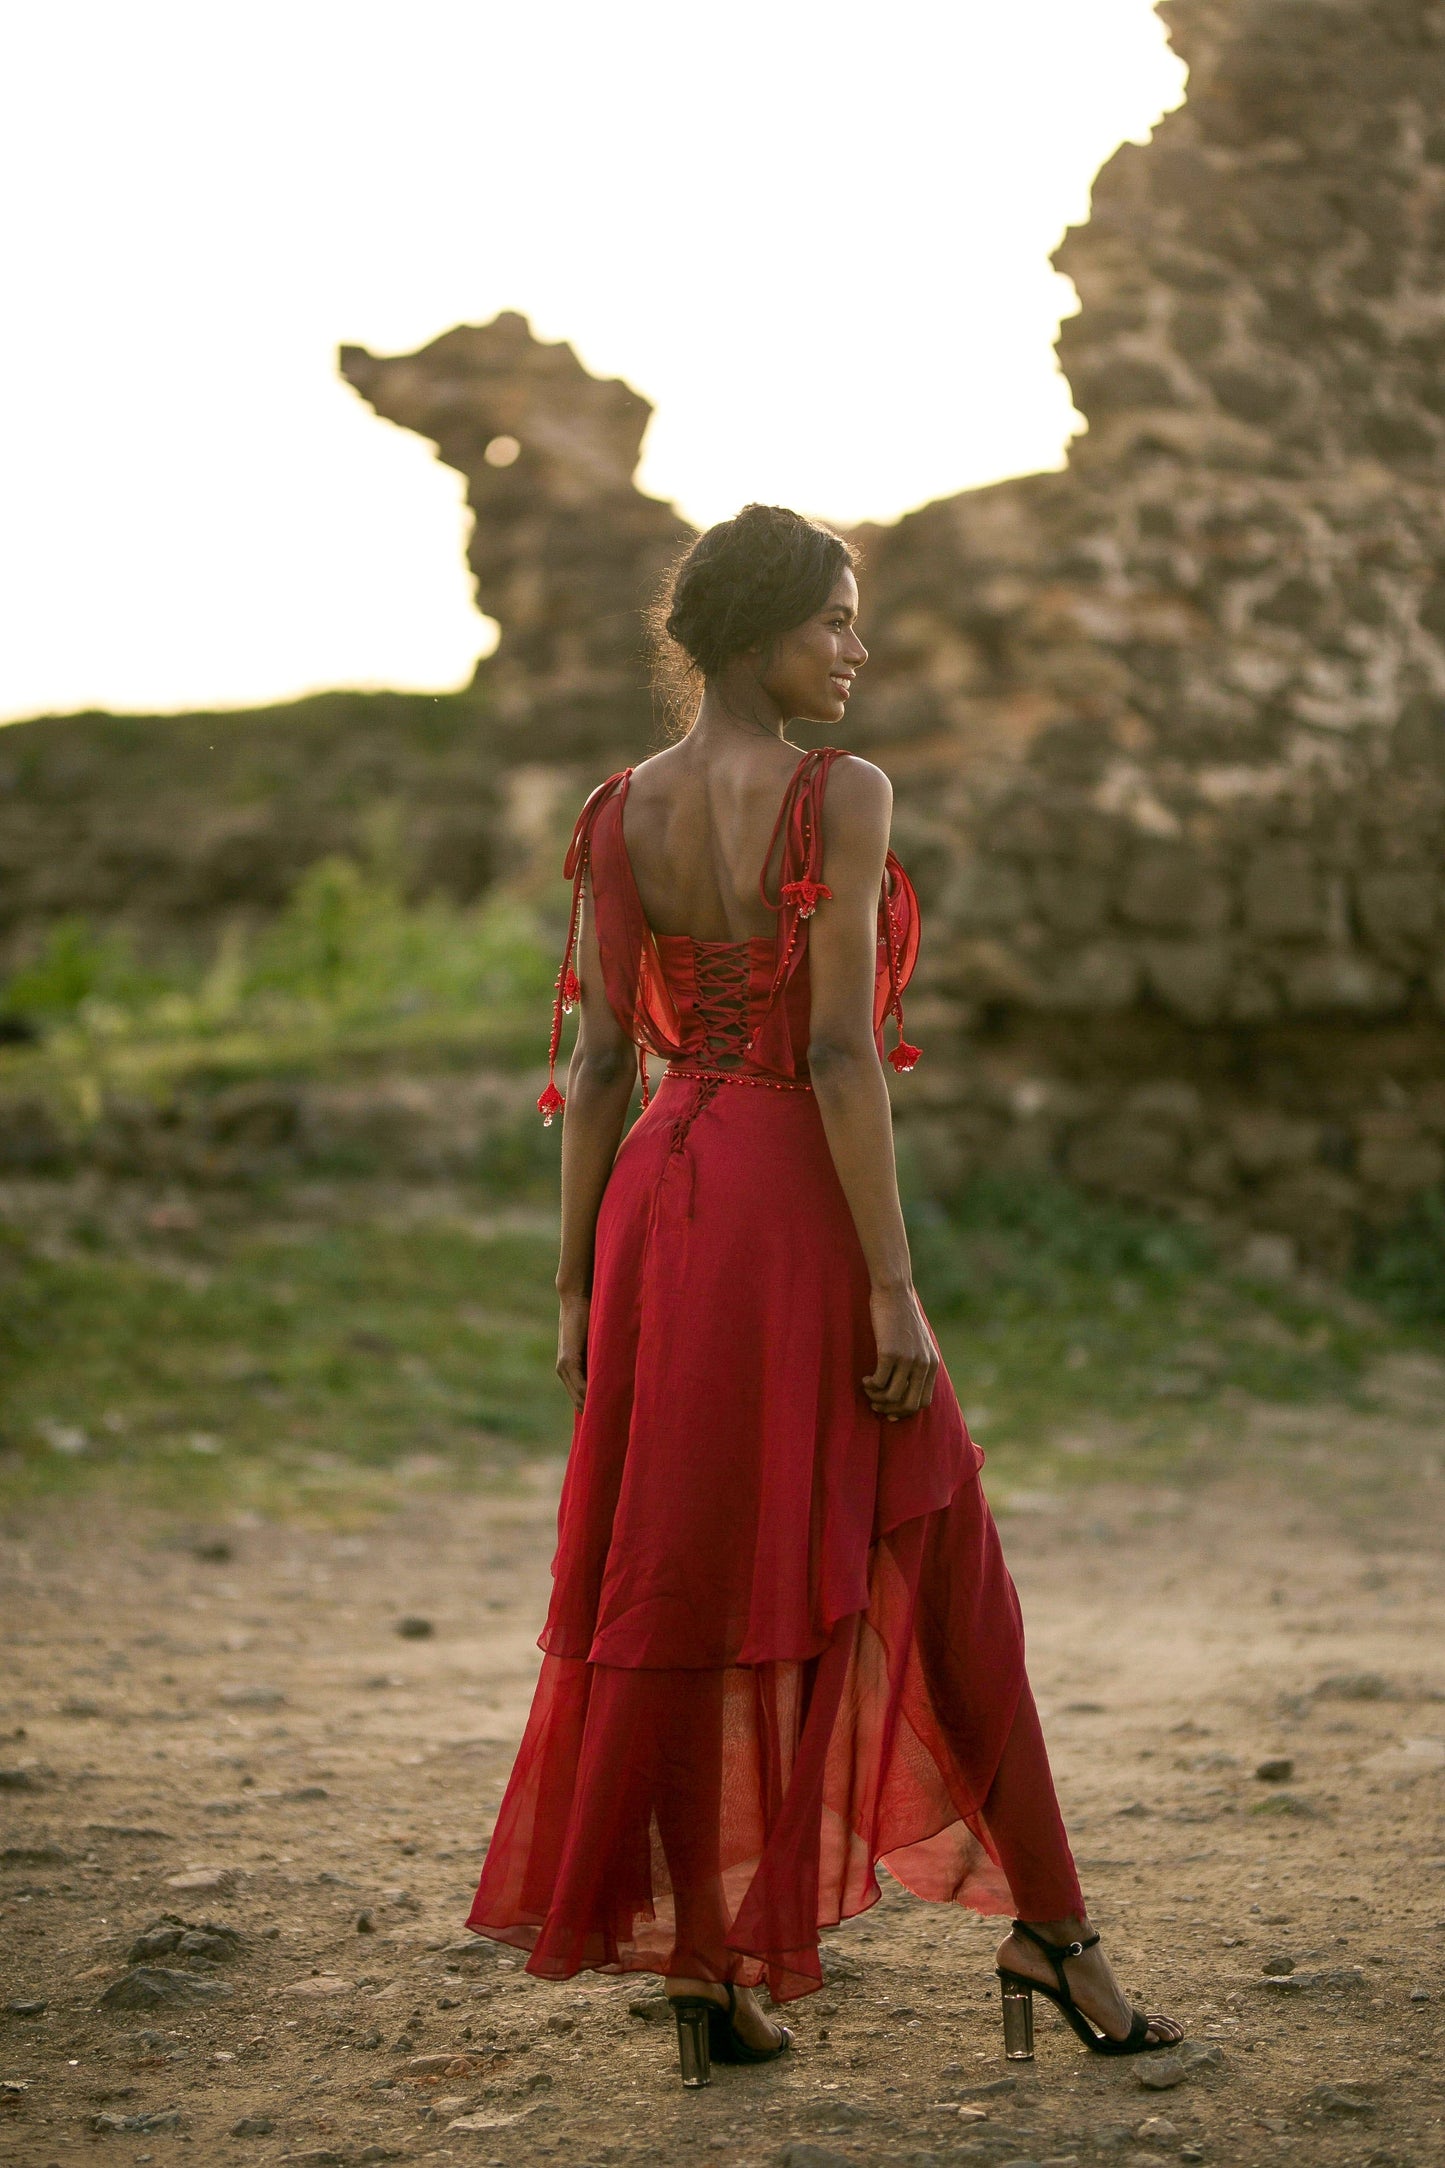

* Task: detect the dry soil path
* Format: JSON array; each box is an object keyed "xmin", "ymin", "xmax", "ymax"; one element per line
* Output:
[{"xmin": 2, "ymin": 1441, "xmax": 1443, "ymax": 2168}]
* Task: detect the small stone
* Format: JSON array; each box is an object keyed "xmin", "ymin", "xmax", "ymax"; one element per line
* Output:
[
  {"xmin": 818, "ymin": 1945, "xmax": 863, "ymax": 1983},
  {"xmin": 1410, "ymin": 1985, "xmax": 1431, "ymax": 2001},
  {"xmin": 1317, "ymin": 2081, "xmax": 1377, "ymax": 2115},
  {"xmin": 948, "ymin": 2076, "xmax": 1018, "ymax": 2100},
  {"xmin": 100, "ymin": 1967, "xmax": 232, "ymax": 2010},
  {"xmin": 284, "ymin": 1785, "xmax": 329, "ymax": 1802},
  {"xmin": 230, "ymin": 2116, "xmax": 275, "ymax": 2136},
  {"xmin": 447, "ymin": 2109, "xmax": 534, "ymax": 2132},
  {"xmin": 1136, "ymin": 2056, "xmax": 1186, "ymax": 2091},
  {"xmin": 1134, "ymin": 2117, "xmax": 1178, "ymax": 2141},
  {"xmin": 1250, "ymin": 1793, "xmax": 1318, "ymax": 1817},
  {"xmin": 1255, "ymin": 1756, "xmax": 1294, "ymax": 1782},
  {"xmin": 164, "ymin": 1867, "xmax": 236, "ymax": 1892},
  {"xmin": 1313, "ymin": 1672, "xmax": 1390, "ymax": 1701},
  {"xmin": 422, "ymin": 2095, "xmax": 471, "ymax": 2122},
  {"xmin": 5, "ymin": 1997, "xmax": 46, "ymax": 2015},
  {"xmin": 1311, "ymin": 2084, "xmax": 1375, "ymax": 2116},
  {"xmin": 403, "ymin": 2051, "xmax": 486, "ymax": 2076},
  {"xmin": 1261, "ymin": 1953, "xmax": 1294, "ymax": 1976},
  {"xmin": 544, "ymin": 2012, "xmax": 575, "ymax": 2033},
  {"xmin": 279, "ymin": 1974, "xmax": 352, "ymax": 1997},
  {"xmin": 395, "ymin": 1616, "xmax": 433, "ymax": 1639},
  {"xmin": 217, "ymin": 1685, "xmax": 285, "ymax": 1708},
  {"xmin": 355, "ymin": 1910, "xmax": 376, "ymax": 1933},
  {"xmin": 0, "ymin": 1768, "xmax": 43, "ymax": 1791},
  {"xmin": 627, "ymin": 1994, "xmax": 673, "ymax": 2024}
]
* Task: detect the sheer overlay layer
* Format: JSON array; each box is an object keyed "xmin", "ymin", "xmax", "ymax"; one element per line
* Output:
[{"xmin": 467, "ymin": 1081, "xmax": 1081, "ymax": 1996}]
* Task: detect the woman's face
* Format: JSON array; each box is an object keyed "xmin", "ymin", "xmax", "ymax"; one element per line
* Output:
[{"xmin": 754, "ymin": 568, "xmax": 868, "ymax": 724}]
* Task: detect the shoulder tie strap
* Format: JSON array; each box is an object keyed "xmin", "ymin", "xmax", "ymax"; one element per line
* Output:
[
  {"xmin": 538, "ymin": 771, "xmax": 631, "ymax": 1125},
  {"xmin": 881, "ymin": 850, "xmax": 922, "ymax": 1074}
]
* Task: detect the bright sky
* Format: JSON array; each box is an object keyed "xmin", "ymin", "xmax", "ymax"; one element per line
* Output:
[{"xmin": 0, "ymin": 2, "xmax": 1185, "ymax": 723}]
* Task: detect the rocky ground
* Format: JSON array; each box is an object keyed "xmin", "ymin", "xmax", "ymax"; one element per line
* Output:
[{"xmin": 2, "ymin": 1418, "xmax": 1443, "ymax": 2168}]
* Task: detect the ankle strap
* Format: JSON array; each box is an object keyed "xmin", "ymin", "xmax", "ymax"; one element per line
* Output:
[{"xmin": 1013, "ymin": 1919, "xmax": 1100, "ymax": 1970}]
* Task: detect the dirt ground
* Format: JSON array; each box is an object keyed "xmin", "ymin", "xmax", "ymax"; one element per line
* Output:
[{"xmin": 2, "ymin": 1408, "xmax": 1444, "ymax": 2168}]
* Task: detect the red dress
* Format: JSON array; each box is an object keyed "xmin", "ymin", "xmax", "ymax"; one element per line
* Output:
[{"xmin": 467, "ymin": 750, "xmax": 1081, "ymax": 2001}]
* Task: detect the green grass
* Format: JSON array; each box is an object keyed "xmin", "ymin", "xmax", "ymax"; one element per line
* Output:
[
  {"xmin": 0, "ymin": 1198, "xmax": 569, "ymax": 1517},
  {"xmin": 0, "ymin": 1157, "xmax": 1424, "ymax": 1523},
  {"xmin": 1, "ymin": 863, "xmax": 1438, "ymax": 1522},
  {"xmin": 0, "ymin": 860, "xmax": 557, "ymax": 1134},
  {"xmin": 908, "ymin": 1176, "xmax": 1382, "ymax": 1488}
]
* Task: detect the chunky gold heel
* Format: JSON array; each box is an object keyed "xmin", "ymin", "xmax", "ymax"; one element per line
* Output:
[
  {"xmin": 666, "ymin": 1982, "xmax": 792, "ymax": 2088},
  {"xmin": 999, "ymin": 1972, "xmax": 1035, "ymax": 2060},
  {"xmin": 671, "ymin": 1998, "xmax": 713, "ymax": 2087},
  {"xmin": 997, "ymin": 1920, "xmax": 1176, "ymax": 2057}
]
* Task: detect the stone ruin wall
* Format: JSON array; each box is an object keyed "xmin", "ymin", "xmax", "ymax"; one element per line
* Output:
[{"xmin": 344, "ymin": 0, "xmax": 1445, "ymax": 1268}]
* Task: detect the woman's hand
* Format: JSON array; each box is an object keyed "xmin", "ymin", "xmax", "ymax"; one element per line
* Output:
[
  {"xmin": 863, "ymin": 1284, "xmax": 938, "ymax": 1421},
  {"xmin": 556, "ymin": 1292, "xmax": 591, "ymax": 1412}
]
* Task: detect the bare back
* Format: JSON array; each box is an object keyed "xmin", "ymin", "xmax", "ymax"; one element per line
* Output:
[{"xmin": 620, "ymin": 738, "xmax": 815, "ymax": 942}]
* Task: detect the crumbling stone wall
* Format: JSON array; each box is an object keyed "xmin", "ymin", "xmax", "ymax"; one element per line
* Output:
[
  {"xmin": 842, "ymin": 0, "xmax": 1445, "ymax": 1265},
  {"xmin": 340, "ymin": 1, "xmax": 1445, "ymax": 1266}
]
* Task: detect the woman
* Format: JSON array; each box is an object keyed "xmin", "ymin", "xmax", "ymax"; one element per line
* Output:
[{"xmin": 466, "ymin": 504, "xmax": 1182, "ymax": 2083}]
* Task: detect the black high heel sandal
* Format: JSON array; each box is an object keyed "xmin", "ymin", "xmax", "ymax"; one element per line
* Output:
[
  {"xmin": 996, "ymin": 1920, "xmax": 1175, "ymax": 2059},
  {"xmin": 667, "ymin": 1982, "xmax": 794, "ymax": 2088}
]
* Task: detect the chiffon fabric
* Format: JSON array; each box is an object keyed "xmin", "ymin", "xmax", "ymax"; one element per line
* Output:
[{"xmin": 467, "ymin": 749, "xmax": 1082, "ymax": 2001}]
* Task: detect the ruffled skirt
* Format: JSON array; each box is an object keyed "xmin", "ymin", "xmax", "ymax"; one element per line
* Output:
[{"xmin": 467, "ymin": 1073, "xmax": 1054, "ymax": 2001}]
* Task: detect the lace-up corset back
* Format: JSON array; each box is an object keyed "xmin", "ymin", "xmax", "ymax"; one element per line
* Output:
[
  {"xmin": 664, "ymin": 937, "xmax": 756, "ymax": 1066},
  {"xmin": 537, "ymin": 748, "xmax": 922, "ymax": 1119}
]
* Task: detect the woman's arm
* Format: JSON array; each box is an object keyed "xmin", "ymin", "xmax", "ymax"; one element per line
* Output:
[
  {"xmin": 805, "ymin": 759, "xmax": 938, "ymax": 1421},
  {"xmin": 554, "ymin": 876, "xmax": 636, "ymax": 1411}
]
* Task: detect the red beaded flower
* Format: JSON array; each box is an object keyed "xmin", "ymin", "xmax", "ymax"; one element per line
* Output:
[{"xmin": 780, "ymin": 877, "xmax": 833, "ymax": 919}]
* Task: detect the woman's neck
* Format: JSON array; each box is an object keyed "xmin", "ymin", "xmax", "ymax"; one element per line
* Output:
[{"xmin": 688, "ymin": 671, "xmax": 789, "ymax": 748}]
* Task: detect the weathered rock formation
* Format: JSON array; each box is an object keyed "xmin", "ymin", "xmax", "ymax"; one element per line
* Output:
[
  {"xmin": 0, "ymin": 691, "xmax": 500, "ymax": 948},
  {"xmin": 844, "ymin": 0, "xmax": 1445, "ymax": 1264},
  {"xmin": 337, "ymin": 0, "xmax": 1445, "ymax": 1266},
  {"xmin": 341, "ymin": 314, "xmax": 691, "ymax": 762}
]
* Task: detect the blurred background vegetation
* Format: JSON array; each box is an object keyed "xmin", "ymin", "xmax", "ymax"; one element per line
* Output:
[{"xmin": 4, "ymin": 813, "xmax": 1444, "ymax": 1522}]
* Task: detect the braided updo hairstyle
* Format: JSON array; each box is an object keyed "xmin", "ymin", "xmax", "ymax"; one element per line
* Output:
[{"xmin": 649, "ymin": 503, "xmax": 856, "ymax": 732}]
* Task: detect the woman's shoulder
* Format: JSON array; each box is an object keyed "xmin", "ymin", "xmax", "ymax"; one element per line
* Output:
[{"xmin": 819, "ymin": 750, "xmax": 893, "ymax": 833}]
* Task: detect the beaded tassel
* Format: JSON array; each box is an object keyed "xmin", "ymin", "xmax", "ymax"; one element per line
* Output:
[
  {"xmin": 539, "ymin": 839, "xmax": 589, "ymax": 1125},
  {"xmin": 882, "ymin": 862, "xmax": 921, "ymax": 1075}
]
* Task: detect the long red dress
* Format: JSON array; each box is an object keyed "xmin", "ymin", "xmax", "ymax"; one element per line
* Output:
[{"xmin": 468, "ymin": 749, "xmax": 1082, "ymax": 2002}]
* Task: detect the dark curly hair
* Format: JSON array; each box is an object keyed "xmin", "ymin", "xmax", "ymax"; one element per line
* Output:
[{"xmin": 648, "ymin": 502, "xmax": 856, "ymax": 732}]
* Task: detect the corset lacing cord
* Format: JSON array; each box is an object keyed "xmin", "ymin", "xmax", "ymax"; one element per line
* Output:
[
  {"xmin": 645, "ymin": 1073, "xmax": 724, "ymax": 1229},
  {"xmin": 691, "ymin": 943, "xmax": 753, "ymax": 1062}
]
